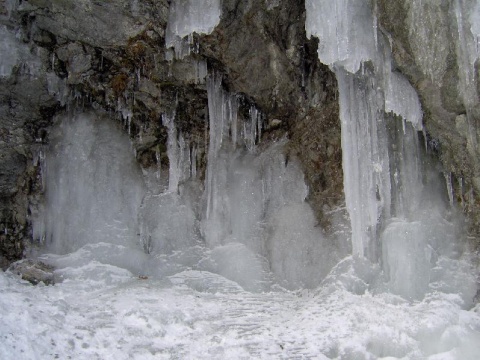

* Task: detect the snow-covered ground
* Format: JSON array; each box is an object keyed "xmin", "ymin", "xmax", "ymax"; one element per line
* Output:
[{"xmin": 2, "ymin": 246, "xmax": 480, "ymax": 360}]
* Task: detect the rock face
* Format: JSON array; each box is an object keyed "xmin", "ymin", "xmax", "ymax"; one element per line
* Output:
[{"xmin": 0, "ymin": 0, "xmax": 478, "ymax": 263}]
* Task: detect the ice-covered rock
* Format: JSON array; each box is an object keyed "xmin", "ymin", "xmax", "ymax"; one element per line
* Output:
[{"xmin": 8, "ymin": 259, "xmax": 55, "ymax": 285}]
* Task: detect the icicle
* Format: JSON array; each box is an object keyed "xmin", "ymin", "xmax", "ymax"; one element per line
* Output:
[
  {"xmin": 373, "ymin": 0, "xmax": 378, "ymax": 51},
  {"xmin": 244, "ymin": 106, "xmax": 261, "ymax": 152},
  {"xmin": 445, "ymin": 172, "xmax": 454, "ymax": 206},
  {"xmin": 39, "ymin": 149, "xmax": 46, "ymax": 191},
  {"xmin": 155, "ymin": 146, "xmax": 161, "ymax": 180},
  {"xmin": 422, "ymin": 128, "xmax": 428, "ymax": 153},
  {"xmin": 194, "ymin": 60, "xmax": 208, "ymax": 84},
  {"xmin": 458, "ymin": 177, "xmax": 465, "ymax": 209},
  {"xmin": 230, "ymin": 97, "xmax": 238, "ymax": 146},
  {"xmin": 165, "ymin": 0, "xmax": 221, "ymax": 60},
  {"xmin": 335, "ymin": 68, "xmax": 391, "ymax": 260},
  {"xmin": 135, "ymin": 68, "xmax": 141, "ymax": 85},
  {"xmin": 162, "ymin": 112, "xmax": 181, "ymax": 192},
  {"xmin": 191, "ymin": 145, "xmax": 197, "ymax": 179},
  {"xmin": 257, "ymin": 110, "xmax": 263, "ymax": 143},
  {"xmin": 178, "ymin": 133, "xmax": 190, "ymax": 181}
]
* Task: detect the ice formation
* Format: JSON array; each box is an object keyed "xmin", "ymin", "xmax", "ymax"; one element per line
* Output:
[
  {"xmin": 453, "ymin": 0, "xmax": 480, "ymax": 152},
  {"xmin": 32, "ymin": 113, "xmax": 146, "ymax": 254},
  {"xmin": 306, "ymin": 0, "xmax": 424, "ymax": 261},
  {"xmin": 304, "ymin": 0, "xmax": 478, "ymax": 304},
  {"xmin": 0, "ymin": 25, "xmax": 44, "ymax": 78},
  {"xmin": 0, "ymin": 26, "xmax": 20, "ymax": 77},
  {"xmin": 4, "ymin": 1, "xmax": 480, "ymax": 359},
  {"xmin": 201, "ymin": 73, "xmax": 337, "ymax": 289},
  {"xmin": 165, "ymin": 0, "xmax": 221, "ymax": 59},
  {"xmin": 305, "ymin": 0, "xmax": 377, "ymax": 74}
]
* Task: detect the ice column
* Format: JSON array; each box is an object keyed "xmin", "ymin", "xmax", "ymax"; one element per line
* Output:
[
  {"xmin": 165, "ymin": 0, "xmax": 221, "ymax": 59},
  {"xmin": 306, "ymin": 0, "xmax": 424, "ymax": 261},
  {"xmin": 336, "ymin": 68, "xmax": 391, "ymax": 259},
  {"xmin": 203, "ymin": 73, "xmax": 238, "ymax": 246},
  {"xmin": 453, "ymin": 0, "xmax": 480, "ymax": 149},
  {"xmin": 32, "ymin": 113, "xmax": 146, "ymax": 254},
  {"xmin": 202, "ymin": 73, "xmax": 266, "ymax": 246},
  {"xmin": 162, "ymin": 112, "xmax": 192, "ymax": 192}
]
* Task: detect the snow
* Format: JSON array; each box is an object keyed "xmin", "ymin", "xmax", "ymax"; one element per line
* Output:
[{"xmin": 2, "ymin": 255, "xmax": 480, "ymax": 359}]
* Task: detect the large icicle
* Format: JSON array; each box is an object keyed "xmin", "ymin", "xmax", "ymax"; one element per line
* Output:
[
  {"xmin": 452, "ymin": 0, "xmax": 480, "ymax": 151},
  {"xmin": 336, "ymin": 68, "xmax": 391, "ymax": 260},
  {"xmin": 306, "ymin": 0, "xmax": 424, "ymax": 262},
  {"xmin": 304, "ymin": 1, "xmax": 471, "ymax": 301},
  {"xmin": 305, "ymin": 0, "xmax": 377, "ymax": 73},
  {"xmin": 203, "ymin": 73, "xmax": 238, "ymax": 247},
  {"xmin": 165, "ymin": 0, "xmax": 221, "ymax": 59},
  {"xmin": 162, "ymin": 112, "xmax": 192, "ymax": 193}
]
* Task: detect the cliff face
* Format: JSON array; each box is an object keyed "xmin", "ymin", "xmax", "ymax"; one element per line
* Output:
[{"xmin": 0, "ymin": 0, "xmax": 478, "ymax": 264}]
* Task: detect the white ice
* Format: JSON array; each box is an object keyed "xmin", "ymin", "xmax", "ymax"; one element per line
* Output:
[
  {"xmin": 1, "ymin": 254, "xmax": 480, "ymax": 359},
  {"xmin": 0, "ymin": 26, "xmax": 20, "ymax": 77},
  {"xmin": 31, "ymin": 112, "xmax": 146, "ymax": 254},
  {"xmin": 305, "ymin": 0, "xmax": 377, "ymax": 74},
  {"xmin": 306, "ymin": 0, "xmax": 478, "ymax": 307},
  {"xmin": 2, "ymin": 2, "xmax": 480, "ymax": 359},
  {"xmin": 165, "ymin": 0, "xmax": 221, "ymax": 59},
  {"xmin": 0, "ymin": 25, "xmax": 44, "ymax": 78}
]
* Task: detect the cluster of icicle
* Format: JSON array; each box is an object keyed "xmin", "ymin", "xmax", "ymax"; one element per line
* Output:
[
  {"xmin": 304, "ymin": 0, "xmax": 476, "ymax": 300},
  {"xmin": 306, "ymin": 0, "xmax": 424, "ymax": 261}
]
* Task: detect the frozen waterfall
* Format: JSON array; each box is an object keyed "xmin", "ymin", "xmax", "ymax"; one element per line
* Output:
[
  {"xmin": 4, "ymin": 1, "xmax": 479, "ymax": 359},
  {"xmin": 31, "ymin": 113, "xmax": 146, "ymax": 254},
  {"xmin": 306, "ymin": 0, "xmax": 476, "ymax": 302}
]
